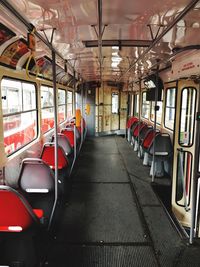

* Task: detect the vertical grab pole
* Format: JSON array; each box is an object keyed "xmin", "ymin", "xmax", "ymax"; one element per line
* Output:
[
  {"xmin": 138, "ymin": 79, "xmax": 142, "ymax": 157},
  {"xmin": 80, "ymin": 84, "xmax": 84, "ymax": 149},
  {"xmin": 48, "ymin": 49, "xmax": 58, "ymax": 229},
  {"xmin": 69, "ymin": 125, "xmax": 77, "ymax": 176},
  {"xmin": 152, "ymin": 65, "xmax": 159, "ymax": 183}
]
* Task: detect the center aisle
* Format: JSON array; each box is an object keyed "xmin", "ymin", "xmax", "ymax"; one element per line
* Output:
[{"xmin": 45, "ymin": 136, "xmax": 160, "ymax": 266}]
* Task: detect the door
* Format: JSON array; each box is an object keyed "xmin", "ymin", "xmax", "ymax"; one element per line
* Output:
[{"xmin": 172, "ymin": 80, "xmax": 198, "ymax": 231}]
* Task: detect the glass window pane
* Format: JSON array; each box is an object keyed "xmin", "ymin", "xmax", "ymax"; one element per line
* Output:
[
  {"xmin": 165, "ymin": 88, "xmax": 176, "ymax": 130},
  {"xmin": 151, "ymin": 101, "xmax": 162, "ymax": 124},
  {"xmin": 1, "ymin": 78, "xmax": 37, "ymax": 156},
  {"xmin": 58, "ymin": 105, "xmax": 66, "ymax": 124},
  {"xmin": 112, "ymin": 93, "xmax": 119, "ymax": 114},
  {"xmin": 58, "ymin": 89, "xmax": 66, "ymax": 105},
  {"xmin": 41, "ymin": 86, "xmax": 53, "ymax": 108},
  {"xmin": 1, "ymin": 79, "xmax": 22, "ymax": 114},
  {"xmin": 67, "ymin": 91, "xmax": 73, "ymax": 117},
  {"xmin": 41, "ymin": 107, "xmax": 54, "ymax": 133},
  {"xmin": 179, "ymin": 88, "xmax": 196, "ymax": 146},
  {"xmin": 134, "ymin": 94, "xmax": 139, "ymax": 116},
  {"xmin": 142, "ymin": 92, "xmax": 149, "ymax": 119},
  {"xmin": 4, "ymin": 111, "xmax": 37, "ymax": 155},
  {"xmin": 176, "ymin": 151, "xmax": 192, "ymax": 207},
  {"xmin": 41, "ymin": 86, "xmax": 54, "ymax": 133},
  {"xmin": 22, "ymin": 83, "xmax": 36, "ymax": 111}
]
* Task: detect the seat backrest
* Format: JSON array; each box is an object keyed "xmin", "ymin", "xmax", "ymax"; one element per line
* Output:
[
  {"xmin": 133, "ymin": 122, "xmax": 146, "ymax": 137},
  {"xmin": 65, "ymin": 126, "xmax": 81, "ymax": 139},
  {"xmin": 61, "ymin": 128, "xmax": 75, "ymax": 147},
  {"xmin": 127, "ymin": 117, "xmax": 138, "ymax": 128},
  {"xmin": 41, "ymin": 143, "xmax": 69, "ymax": 169},
  {"xmin": 142, "ymin": 129, "xmax": 159, "ymax": 149},
  {"xmin": 52, "ymin": 133, "xmax": 72, "ymax": 155},
  {"xmin": 149, "ymin": 133, "xmax": 173, "ymax": 156},
  {"xmin": 0, "ymin": 186, "xmax": 40, "ymax": 232},
  {"xmin": 18, "ymin": 158, "xmax": 54, "ymax": 193},
  {"xmin": 139, "ymin": 125, "xmax": 153, "ymax": 140}
]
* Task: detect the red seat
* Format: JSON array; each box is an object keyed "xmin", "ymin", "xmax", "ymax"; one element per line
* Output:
[
  {"xmin": 41, "ymin": 143, "xmax": 68, "ymax": 169},
  {"xmin": 0, "ymin": 186, "xmax": 41, "ymax": 232},
  {"xmin": 132, "ymin": 122, "xmax": 146, "ymax": 138},
  {"xmin": 61, "ymin": 129, "xmax": 75, "ymax": 147},
  {"xmin": 142, "ymin": 130, "xmax": 159, "ymax": 150},
  {"xmin": 126, "ymin": 117, "xmax": 138, "ymax": 129}
]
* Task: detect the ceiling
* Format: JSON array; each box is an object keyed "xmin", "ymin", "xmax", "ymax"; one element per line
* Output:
[{"xmin": 1, "ymin": 0, "xmax": 200, "ymax": 85}]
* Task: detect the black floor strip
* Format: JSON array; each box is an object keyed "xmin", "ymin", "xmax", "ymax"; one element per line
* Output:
[{"xmin": 58, "ymin": 241, "xmax": 151, "ymax": 247}]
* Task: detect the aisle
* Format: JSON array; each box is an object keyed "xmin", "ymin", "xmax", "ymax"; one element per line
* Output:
[{"xmin": 45, "ymin": 136, "xmax": 193, "ymax": 267}]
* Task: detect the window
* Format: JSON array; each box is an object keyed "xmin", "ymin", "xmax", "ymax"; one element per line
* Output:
[
  {"xmin": 151, "ymin": 101, "xmax": 163, "ymax": 124},
  {"xmin": 134, "ymin": 94, "xmax": 139, "ymax": 117},
  {"xmin": 165, "ymin": 88, "xmax": 176, "ymax": 130},
  {"xmin": 141, "ymin": 92, "xmax": 150, "ymax": 119},
  {"xmin": 58, "ymin": 89, "xmax": 66, "ymax": 124},
  {"xmin": 67, "ymin": 91, "xmax": 73, "ymax": 118},
  {"xmin": 111, "ymin": 92, "xmax": 119, "ymax": 114},
  {"xmin": 41, "ymin": 85, "xmax": 54, "ymax": 133},
  {"xmin": 176, "ymin": 150, "xmax": 192, "ymax": 208},
  {"xmin": 179, "ymin": 87, "xmax": 196, "ymax": 146},
  {"xmin": 1, "ymin": 78, "xmax": 37, "ymax": 155}
]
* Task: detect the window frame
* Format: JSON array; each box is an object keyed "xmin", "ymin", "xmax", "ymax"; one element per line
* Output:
[
  {"xmin": 58, "ymin": 88, "xmax": 67, "ymax": 124},
  {"xmin": 164, "ymin": 87, "xmax": 176, "ymax": 131},
  {"xmin": 150, "ymin": 101, "xmax": 163, "ymax": 125},
  {"xmin": 40, "ymin": 84, "xmax": 55, "ymax": 134},
  {"xmin": 111, "ymin": 92, "xmax": 119, "ymax": 114},
  {"xmin": 133, "ymin": 93, "xmax": 139, "ymax": 117},
  {"xmin": 141, "ymin": 91, "xmax": 150, "ymax": 119},
  {"xmin": 67, "ymin": 90, "xmax": 73, "ymax": 118},
  {"xmin": 178, "ymin": 86, "xmax": 197, "ymax": 148},
  {"xmin": 1, "ymin": 76, "xmax": 38, "ymax": 156},
  {"xmin": 175, "ymin": 150, "xmax": 192, "ymax": 208}
]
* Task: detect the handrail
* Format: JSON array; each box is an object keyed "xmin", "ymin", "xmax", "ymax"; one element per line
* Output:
[
  {"xmin": 48, "ymin": 50, "xmax": 58, "ymax": 230},
  {"xmin": 69, "ymin": 124, "xmax": 77, "ymax": 176},
  {"xmin": 194, "ymin": 178, "xmax": 200, "ymax": 237},
  {"xmin": 177, "ymin": 149, "xmax": 190, "ymax": 212}
]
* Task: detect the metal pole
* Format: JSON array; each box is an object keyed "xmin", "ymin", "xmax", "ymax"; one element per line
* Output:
[
  {"xmin": 97, "ymin": 0, "xmax": 103, "ymax": 80},
  {"xmin": 48, "ymin": 50, "xmax": 58, "ymax": 229},
  {"xmin": 138, "ymin": 79, "xmax": 142, "ymax": 157},
  {"xmin": 80, "ymin": 84, "xmax": 84, "ymax": 149},
  {"xmin": 118, "ymin": 0, "xmax": 199, "ymax": 81},
  {"xmin": 69, "ymin": 124, "xmax": 77, "ymax": 176},
  {"xmin": 151, "ymin": 66, "xmax": 159, "ymax": 183}
]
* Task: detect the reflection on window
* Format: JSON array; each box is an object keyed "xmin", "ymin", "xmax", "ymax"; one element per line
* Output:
[
  {"xmin": 112, "ymin": 93, "xmax": 119, "ymax": 114},
  {"xmin": 1, "ymin": 78, "xmax": 37, "ymax": 155},
  {"xmin": 67, "ymin": 91, "xmax": 73, "ymax": 118},
  {"xmin": 179, "ymin": 87, "xmax": 196, "ymax": 146},
  {"xmin": 41, "ymin": 85, "xmax": 54, "ymax": 133},
  {"xmin": 165, "ymin": 88, "xmax": 176, "ymax": 130},
  {"xmin": 58, "ymin": 89, "xmax": 66, "ymax": 124},
  {"xmin": 134, "ymin": 94, "xmax": 139, "ymax": 116},
  {"xmin": 141, "ymin": 92, "xmax": 149, "ymax": 119},
  {"xmin": 176, "ymin": 150, "xmax": 192, "ymax": 208},
  {"xmin": 151, "ymin": 101, "xmax": 162, "ymax": 124}
]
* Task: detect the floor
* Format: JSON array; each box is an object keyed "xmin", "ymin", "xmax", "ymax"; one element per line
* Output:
[{"xmin": 44, "ymin": 136, "xmax": 200, "ymax": 267}]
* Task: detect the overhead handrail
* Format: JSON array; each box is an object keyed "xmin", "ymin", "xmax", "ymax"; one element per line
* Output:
[{"xmin": 118, "ymin": 0, "xmax": 199, "ymax": 81}]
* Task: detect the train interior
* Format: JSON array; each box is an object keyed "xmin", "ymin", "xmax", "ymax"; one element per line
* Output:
[{"xmin": 0, "ymin": 0, "xmax": 200, "ymax": 266}]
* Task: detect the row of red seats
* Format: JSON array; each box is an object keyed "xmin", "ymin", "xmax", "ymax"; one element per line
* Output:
[
  {"xmin": 126, "ymin": 116, "xmax": 173, "ymax": 177},
  {"xmin": 0, "ymin": 118, "xmax": 86, "ymax": 234}
]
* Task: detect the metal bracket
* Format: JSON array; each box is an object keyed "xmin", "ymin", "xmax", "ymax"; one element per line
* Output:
[
  {"xmin": 147, "ymin": 24, "xmax": 164, "ymax": 41},
  {"xmin": 91, "ymin": 24, "xmax": 108, "ymax": 38},
  {"xmin": 41, "ymin": 27, "xmax": 56, "ymax": 45}
]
